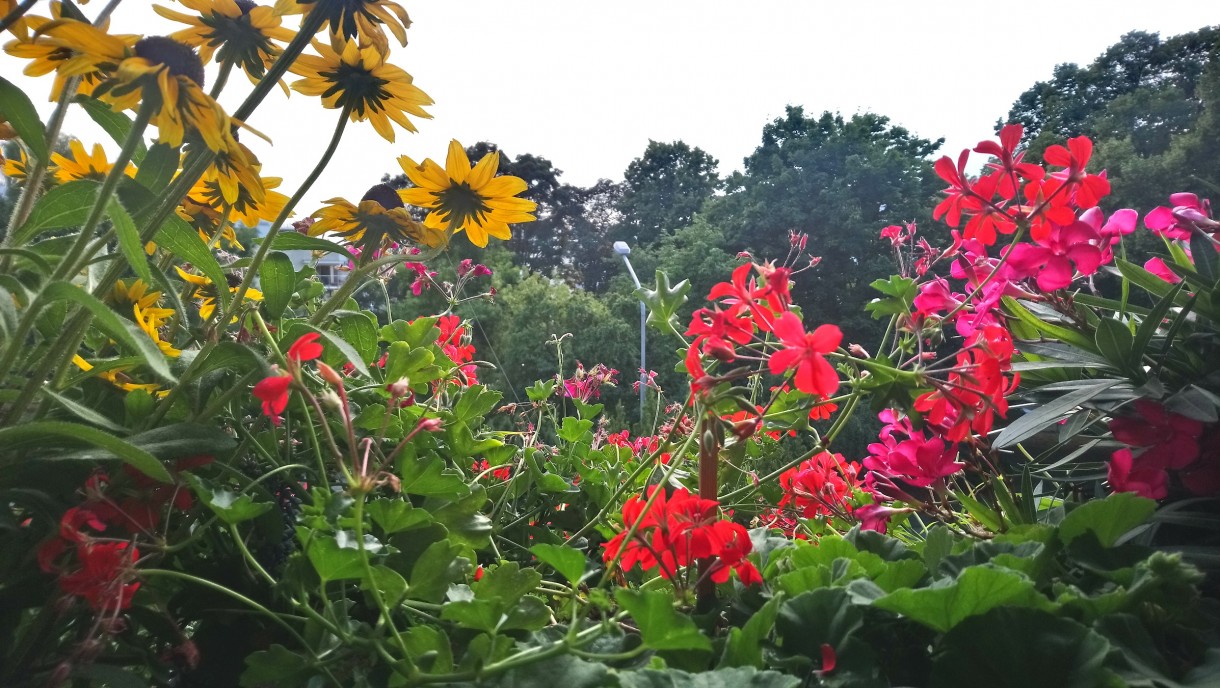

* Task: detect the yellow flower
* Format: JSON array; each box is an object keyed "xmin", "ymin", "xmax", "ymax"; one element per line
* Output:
[
  {"xmin": 289, "ymin": 37, "xmax": 431, "ymax": 142},
  {"xmin": 197, "ymin": 140, "xmax": 290, "ymax": 227},
  {"xmin": 72, "ymin": 354, "xmax": 165, "ymax": 396},
  {"xmin": 397, "ymin": 140, "xmax": 537, "ymax": 248},
  {"xmin": 153, "ymin": 0, "xmax": 294, "ymax": 82},
  {"xmin": 2, "ymin": 145, "xmax": 27, "ymax": 181},
  {"xmin": 309, "ymin": 182, "xmax": 442, "ymax": 254},
  {"xmin": 273, "ymin": 0, "xmax": 409, "ymax": 58},
  {"xmin": 176, "ymin": 265, "xmax": 263, "ymax": 321},
  {"xmin": 30, "ymin": 21, "xmax": 238, "ymax": 155},
  {"xmin": 49, "ymin": 138, "xmax": 136, "ymax": 183},
  {"xmin": 3, "ymin": 12, "xmax": 138, "ymax": 101},
  {"xmin": 109, "ymin": 278, "xmax": 175, "ymax": 328},
  {"xmin": 134, "ymin": 303, "xmax": 181, "ymax": 357}
]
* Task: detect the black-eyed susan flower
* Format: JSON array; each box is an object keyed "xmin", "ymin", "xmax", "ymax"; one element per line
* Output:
[
  {"xmin": 175, "ymin": 266, "xmax": 262, "ymax": 321},
  {"xmin": 134, "ymin": 303, "xmax": 182, "ymax": 357},
  {"xmin": 32, "ymin": 21, "xmax": 239, "ymax": 154},
  {"xmin": 289, "ymin": 37, "xmax": 431, "ymax": 142},
  {"xmin": 153, "ymin": 0, "xmax": 295, "ymax": 83},
  {"xmin": 273, "ymin": 0, "xmax": 409, "ymax": 57},
  {"xmin": 397, "ymin": 140, "xmax": 537, "ymax": 248},
  {"xmin": 50, "ymin": 139, "xmax": 136, "ymax": 183},
  {"xmin": 308, "ymin": 182, "xmax": 442, "ymax": 255}
]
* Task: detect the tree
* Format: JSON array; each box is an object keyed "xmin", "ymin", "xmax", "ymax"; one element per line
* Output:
[
  {"xmin": 702, "ymin": 107, "xmax": 941, "ymax": 342},
  {"xmin": 615, "ymin": 140, "xmax": 721, "ymax": 247},
  {"xmin": 1005, "ymin": 28, "xmax": 1219, "ymax": 156}
]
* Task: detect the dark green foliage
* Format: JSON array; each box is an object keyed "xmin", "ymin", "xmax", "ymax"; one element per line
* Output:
[{"xmin": 703, "ymin": 107, "xmax": 941, "ymax": 343}]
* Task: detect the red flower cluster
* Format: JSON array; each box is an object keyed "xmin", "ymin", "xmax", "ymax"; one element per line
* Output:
[
  {"xmin": 865, "ymin": 410, "xmax": 964, "ymax": 488},
  {"xmin": 1107, "ymin": 400, "xmax": 1218, "ymax": 499},
  {"xmin": 605, "ymin": 429, "xmax": 660, "ymax": 456},
  {"xmin": 35, "ymin": 461, "xmax": 207, "ymax": 612},
  {"xmin": 602, "ymin": 486, "xmax": 761, "ymax": 586},
  {"xmin": 914, "ymin": 326, "xmax": 1018, "ymax": 442},
  {"xmin": 472, "ymin": 459, "xmax": 511, "ymax": 481},
  {"xmin": 435, "ymin": 315, "xmax": 478, "ymax": 385},
  {"xmin": 253, "ymin": 333, "xmax": 324, "ymax": 424},
  {"xmin": 777, "ymin": 452, "xmax": 866, "ymax": 519},
  {"xmin": 558, "ymin": 362, "xmax": 617, "ymax": 403}
]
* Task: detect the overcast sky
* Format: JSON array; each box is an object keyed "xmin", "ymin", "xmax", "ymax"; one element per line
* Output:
[{"xmin": 3, "ymin": 1, "xmax": 1219, "ymax": 212}]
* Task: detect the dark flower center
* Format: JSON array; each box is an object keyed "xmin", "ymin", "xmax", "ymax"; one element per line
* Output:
[
  {"xmin": 362, "ymin": 183, "xmax": 405, "ymax": 210},
  {"xmin": 134, "ymin": 36, "xmax": 206, "ymax": 87},
  {"xmin": 234, "ymin": 0, "xmax": 257, "ymax": 14}
]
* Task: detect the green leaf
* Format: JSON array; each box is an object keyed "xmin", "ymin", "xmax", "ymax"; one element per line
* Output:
[
  {"xmin": 156, "ymin": 215, "xmax": 231, "ymax": 312},
  {"xmin": 57, "ymin": 423, "xmax": 236, "ymax": 461},
  {"xmin": 638, "ymin": 269, "xmax": 691, "ymax": 336},
  {"xmin": 872, "ymin": 565, "xmax": 1045, "ymax": 633},
  {"xmin": 107, "ymin": 197, "xmax": 151, "ymax": 283},
  {"xmin": 313, "ymin": 326, "xmax": 371, "ymax": 377},
  {"xmin": 1002, "ymin": 296, "xmax": 1096, "ymax": 351},
  {"xmin": 364, "ymin": 565, "xmax": 408, "ymax": 607},
  {"xmin": 366, "ymin": 499, "xmax": 432, "ymax": 534},
  {"xmin": 76, "ymin": 96, "xmax": 148, "ymax": 164},
  {"xmin": 719, "ymin": 594, "xmax": 784, "ymax": 669},
  {"xmin": 398, "ymin": 455, "xmax": 470, "ymax": 499},
  {"xmin": 1132, "ymin": 282, "xmax": 1183, "ymax": 364},
  {"xmin": 268, "ymin": 232, "xmax": 355, "ymax": 260},
  {"xmin": 1093, "ymin": 318, "xmax": 1134, "ymax": 370},
  {"xmin": 332, "ymin": 311, "xmax": 379, "ymax": 364},
  {"xmin": 304, "ymin": 530, "xmax": 372, "ymax": 582},
  {"xmin": 558, "ymin": 416, "xmax": 594, "ymax": 443},
  {"xmin": 617, "ymin": 668, "xmax": 800, "ymax": 688},
  {"xmin": 0, "ymin": 76, "xmax": 48, "ymax": 162},
  {"xmin": 259, "ymin": 252, "xmax": 296, "ymax": 320},
  {"xmin": 775, "ymin": 588, "xmax": 862, "ymax": 659},
  {"xmin": 930, "ymin": 607, "xmax": 1109, "ymax": 688},
  {"xmin": 1058, "ymin": 492, "xmax": 1156, "ymax": 548},
  {"xmin": 40, "ymin": 388, "xmax": 127, "ymax": 433},
  {"xmin": 0, "ymin": 421, "xmax": 171, "ymax": 482},
  {"xmin": 993, "ymin": 379, "xmax": 1123, "ymax": 449},
  {"xmin": 530, "ymin": 543, "xmax": 588, "ymax": 584},
  {"xmin": 195, "ymin": 342, "xmax": 265, "ymax": 375},
  {"xmin": 133, "ymin": 142, "xmax": 179, "ymax": 192},
  {"xmin": 526, "ymin": 379, "xmax": 556, "ymax": 402},
  {"xmin": 407, "ymin": 539, "xmax": 466, "ymax": 603},
  {"xmin": 186, "ymin": 474, "xmax": 272, "ymax": 525},
  {"xmin": 865, "ymin": 275, "xmax": 916, "ymax": 319},
  {"xmin": 451, "ymin": 384, "xmax": 502, "ymax": 423},
  {"xmin": 1190, "ymin": 231, "xmax": 1219, "ymax": 284},
  {"xmin": 36, "ymin": 281, "xmax": 174, "ymax": 381},
  {"xmin": 381, "ymin": 317, "xmax": 439, "ymax": 347},
  {"xmin": 13, "ymin": 180, "xmax": 99, "ymax": 244},
  {"xmin": 617, "ymin": 589, "xmax": 712, "ymax": 651},
  {"xmin": 955, "ymin": 489, "xmax": 1003, "ymax": 532}
]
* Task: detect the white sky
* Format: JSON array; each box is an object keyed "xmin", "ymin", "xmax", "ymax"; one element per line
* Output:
[{"xmin": 3, "ymin": 1, "xmax": 1219, "ymax": 213}]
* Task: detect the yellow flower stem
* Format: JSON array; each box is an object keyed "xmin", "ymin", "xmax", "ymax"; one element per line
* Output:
[
  {"xmin": 0, "ymin": 0, "xmax": 36, "ymax": 33},
  {"xmin": 219, "ymin": 105, "xmax": 351, "ymax": 330},
  {"xmin": 53, "ymin": 98, "xmax": 156, "ymax": 281}
]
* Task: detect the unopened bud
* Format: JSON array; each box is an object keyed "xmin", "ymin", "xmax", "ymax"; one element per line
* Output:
[
  {"xmin": 731, "ymin": 417, "xmax": 762, "ymax": 441},
  {"xmin": 416, "ymin": 417, "xmax": 443, "ymax": 433},
  {"xmin": 386, "ymin": 377, "xmax": 411, "ymax": 398},
  {"xmin": 703, "ymin": 338, "xmax": 736, "ymax": 362},
  {"xmin": 848, "ymin": 343, "xmax": 870, "ymax": 358},
  {"xmin": 316, "ymin": 361, "xmax": 343, "ymax": 385},
  {"xmin": 321, "ymin": 390, "xmax": 343, "ymax": 411}
]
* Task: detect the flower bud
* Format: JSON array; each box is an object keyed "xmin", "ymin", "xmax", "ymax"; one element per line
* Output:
[
  {"xmin": 316, "ymin": 361, "xmax": 344, "ymax": 386},
  {"xmin": 321, "ymin": 390, "xmax": 343, "ymax": 411},
  {"xmin": 386, "ymin": 377, "xmax": 412, "ymax": 398},
  {"xmin": 848, "ymin": 343, "xmax": 871, "ymax": 358},
  {"xmin": 416, "ymin": 417, "xmax": 443, "ymax": 433}
]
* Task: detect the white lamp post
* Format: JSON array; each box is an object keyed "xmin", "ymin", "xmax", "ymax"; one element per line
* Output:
[{"xmin": 613, "ymin": 241, "xmax": 647, "ymax": 421}]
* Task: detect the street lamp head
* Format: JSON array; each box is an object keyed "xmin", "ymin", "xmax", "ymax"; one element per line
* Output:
[{"xmin": 612, "ymin": 241, "xmax": 631, "ymax": 256}]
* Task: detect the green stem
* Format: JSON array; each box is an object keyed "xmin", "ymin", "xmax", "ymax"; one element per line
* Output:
[
  {"xmin": 220, "ymin": 106, "xmax": 351, "ymax": 328},
  {"xmin": 352, "ymin": 496, "xmax": 417, "ymax": 677},
  {"xmin": 53, "ymin": 98, "xmax": 155, "ymax": 281},
  {"xmin": 209, "ymin": 60, "xmax": 234, "ymax": 100}
]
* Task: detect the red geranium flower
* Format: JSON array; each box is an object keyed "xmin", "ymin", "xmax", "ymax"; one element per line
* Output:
[
  {"xmin": 768, "ymin": 312, "xmax": 842, "ymax": 398},
  {"xmin": 287, "ymin": 332, "xmax": 323, "ymax": 362},
  {"xmin": 253, "ymin": 374, "xmax": 292, "ymax": 423}
]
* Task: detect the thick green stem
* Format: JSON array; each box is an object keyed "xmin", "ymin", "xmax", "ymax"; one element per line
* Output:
[{"xmin": 53, "ymin": 98, "xmax": 155, "ymax": 281}]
